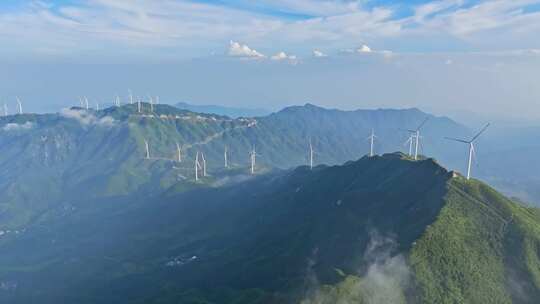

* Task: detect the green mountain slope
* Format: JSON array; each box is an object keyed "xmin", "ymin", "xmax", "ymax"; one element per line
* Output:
[
  {"xmin": 0, "ymin": 103, "xmax": 468, "ymax": 230},
  {"xmin": 0, "ymin": 153, "xmax": 538, "ymax": 303}
]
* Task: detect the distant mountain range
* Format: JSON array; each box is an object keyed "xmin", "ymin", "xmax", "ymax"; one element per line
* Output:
[
  {"xmin": 175, "ymin": 101, "xmax": 270, "ymax": 118},
  {"xmin": 0, "ymin": 153, "xmax": 539, "ymax": 303},
  {"xmin": 0, "ymin": 103, "xmax": 472, "ymax": 230}
]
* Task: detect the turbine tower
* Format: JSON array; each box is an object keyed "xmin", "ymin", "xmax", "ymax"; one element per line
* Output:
[
  {"xmin": 309, "ymin": 139, "xmax": 314, "ymax": 170},
  {"xmin": 176, "ymin": 142, "xmax": 182, "ymax": 162},
  {"xmin": 16, "ymin": 97, "xmax": 22, "ymax": 114},
  {"xmin": 144, "ymin": 139, "xmax": 150, "ymax": 159},
  {"xmin": 445, "ymin": 123, "xmax": 490, "ymax": 180},
  {"xmin": 195, "ymin": 152, "xmax": 201, "ymax": 181},
  {"xmin": 201, "ymin": 152, "xmax": 207, "ymax": 177},
  {"xmin": 367, "ymin": 129, "xmax": 377, "ymax": 157},
  {"xmin": 84, "ymin": 97, "xmax": 89, "ymax": 110},
  {"xmin": 249, "ymin": 146, "xmax": 258, "ymax": 174},
  {"xmin": 224, "ymin": 146, "xmax": 229, "ymax": 168},
  {"xmin": 128, "ymin": 90, "xmax": 133, "ymax": 104},
  {"xmin": 404, "ymin": 134, "xmax": 415, "ymax": 156},
  {"xmin": 96, "ymin": 102, "xmax": 100, "ymax": 111},
  {"xmin": 115, "ymin": 95, "xmax": 121, "ymax": 107},
  {"xmin": 137, "ymin": 98, "xmax": 142, "ymax": 113},
  {"xmin": 149, "ymin": 96, "xmax": 154, "ymax": 112},
  {"xmin": 407, "ymin": 117, "xmax": 429, "ymax": 160}
]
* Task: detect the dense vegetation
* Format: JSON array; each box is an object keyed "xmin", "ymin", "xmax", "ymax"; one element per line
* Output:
[
  {"xmin": 0, "ymin": 153, "xmax": 538, "ymax": 303},
  {"xmin": 0, "ymin": 103, "xmax": 468, "ymax": 230}
]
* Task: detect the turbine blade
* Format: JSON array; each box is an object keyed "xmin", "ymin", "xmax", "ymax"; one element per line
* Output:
[
  {"xmin": 444, "ymin": 137, "xmax": 469, "ymax": 143},
  {"xmin": 417, "ymin": 117, "xmax": 430, "ymax": 131},
  {"xmin": 471, "ymin": 123, "xmax": 490, "ymax": 142},
  {"xmin": 403, "ymin": 137, "xmax": 412, "ymax": 146}
]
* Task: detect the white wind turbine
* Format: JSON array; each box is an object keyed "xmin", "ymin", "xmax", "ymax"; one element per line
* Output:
[
  {"xmin": 224, "ymin": 146, "xmax": 229, "ymax": 168},
  {"xmin": 16, "ymin": 97, "xmax": 22, "ymax": 114},
  {"xmin": 403, "ymin": 134, "xmax": 415, "ymax": 156},
  {"xmin": 308, "ymin": 138, "xmax": 315, "ymax": 170},
  {"xmin": 137, "ymin": 97, "xmax": 142, "ymax": 113},
  {"xmin": 115, "ymin": 95, "xmax": 121, "ymax": 107},
  {"xmin": 84, "ymin": 96, "xmax": 89, "ymax": 110},
  {"xmin": 128, "ymin": 89, "xmax": 133, "ymax": 104},
  {"xmin": 96, "ymin": 102, "xmax": 100, "ymax": 111},
  {"xmin": 249, "ymin": 146, "xmax": 258, "ymax": 174},
  {"xmin": 176, "ymin": 142, "xmax": 182, "ymax": 162},
  {"xmin": 144, "ymin": 139, "xmax": 150, "ymax": 159},
  {"xmin": 195, "ymin": 152, "xmax": 202, "ymax": 181},
  {"xmin": 445, "ymin": 123, "xmax": 490, "ymax": 180},
  {"xmin": 201, "ymin": 152, "xmax": 207, "ymax": 177},
  {"xmin": 407, "ymin": 117, "xmax": 429, "ymax": 160},
  {"xmin": 366, "ymin": 129, "xmax": 377, "ymax": 157},
  {"xmin": 148, "ymin": 96, "xmax": 154, "ymax": 112}
]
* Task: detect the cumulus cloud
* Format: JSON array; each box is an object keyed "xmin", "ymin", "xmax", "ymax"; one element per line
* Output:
[
  {"xmin": 357, "ymin": 44, "xmax": 372, "ymax": 53},
  {"xmin": 1, "ymin": 1, "xmax": 539, "ymax": 62},
  {"xmin": 313, "ymin": 49, "xmax": 327, "ymax": 57},
  {"xmin": 271, "ymin": 51, "xmax": 298, "ymax": 64},
  {"xmin": 2, "ymin": 121, "xmax": 34, "ymax": 131},
  {"xmin": 60, "ymin": 108, "xmax": 115, "ymax": 127},
  {"xmin": 228, "ymin": 40, "xmax": 265, "ymax": 58}
]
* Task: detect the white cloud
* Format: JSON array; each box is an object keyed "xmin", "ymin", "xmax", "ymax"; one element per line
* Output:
[
  {"xmin": 228, "ymin": 40, "xmax": 265, "ymax": 58},
  {"xmin": 2, "ymin": 121, "xmax": 34, "ymax": 131},
  {"xmin": 271, "ymin": 51, "xmax": 298, "ymax": 64},
  {"xmin": 312, "ymin": 49, "xmax": 327, "ymax": 57},
  {"xmin": 0, "ymin": 0, "xmax": 539, "ymax": 62},
  {"xmin": 60, "ymin": 108, "xmax": 115, "ymax": 127},
  {"xmin": 357, "ymin": 44, "xmax": 372, "ymax": 53}
]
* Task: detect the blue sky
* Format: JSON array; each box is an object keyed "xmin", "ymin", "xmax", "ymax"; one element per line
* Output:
[
  {"xmin": 1, "ymin": 0, "xmax": 539, "ymax": 62},
  {"xmin": 1, "ymin": 1, "xmax": 540, "ymax": 121}
]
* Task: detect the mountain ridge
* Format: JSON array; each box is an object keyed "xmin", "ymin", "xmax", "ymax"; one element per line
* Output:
[{"xmin": 0, "ymin": 153, "xmax": 539, "ymax": 303}]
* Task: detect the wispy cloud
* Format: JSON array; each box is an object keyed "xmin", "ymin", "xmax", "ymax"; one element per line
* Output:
[
  {"xmin": 2, "ymin": 122, "xmax": 34, "ymax": 131},
  {"xmin": 60, "ymin": 108, "xmax": 115, "ymax": 127},
  {"xmin": 0, "ymin": 0, "xmax": 539, "ymax": 62},
  {"xmin": 312, "ymin": 49, "xmax": 327, "ymax": 57}
]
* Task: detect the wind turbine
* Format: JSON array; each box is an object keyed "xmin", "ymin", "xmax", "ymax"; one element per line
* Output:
[
  {"xmin": 445, "ymin": 123, "xmax": 490, "ymax": 180},
  {"xmin": 407, "ymin": 117, "xmax": 429, "ymax": 160},
  {"xmin": 366, "ymin": 129, "xmax": 377, "ymax": 157},
  {"xmin": 144, "ymin": 139, "xmax": 150, "ymax": 159},
  {"xmin": 96, "ymin": 102, "xmax": 100, "ymax": 111},
  {"xmin": 403, "ymin": 134, "xmax": 415, "ymax": 156},
  {"xmin": 137, "ymin": 97, "xmax": 142, "ymax": 113},
  {"xmin": 195, "ymin": 152, "xmax": 201, "ymax": 181},
  {"xmin": 201, "ymin": 152, "xmax": 207, "ymax": 177},
  {"xmin": 224, "ymin": 146, "xmax": 229, "ymax": 168},
  {"xmin": 128, "ymin": 89, "xmax": 133, "ymax": 104},
  {"xmin": 308, "ymin": 138, "xmax": 315, "ymax": 170},
  {"xmin": 15, "ymin": 97, "xmax": 23, "ymax": 114},
  {"xmin": 84, "ymin": 97, "xmax": 89, "ymax": 110},
  {"xmin": 148, "ymin": 96, "xmax": 154, "ymax": 112},
  {"xmin": 176, "ymin": 142, "xmax": 182, "ymax": 162},
  {"xmin": 115, "ymin": 95, "xmax": 121, "ymax": 107},
  {"xmin": 249, "ymin": 146, "xmax": 258, "ymax": 174}
]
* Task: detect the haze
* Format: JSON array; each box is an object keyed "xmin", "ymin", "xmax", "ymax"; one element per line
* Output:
[{"xmin": 1, "ymin": 0, "xmax": 540, "ymax": 122}]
